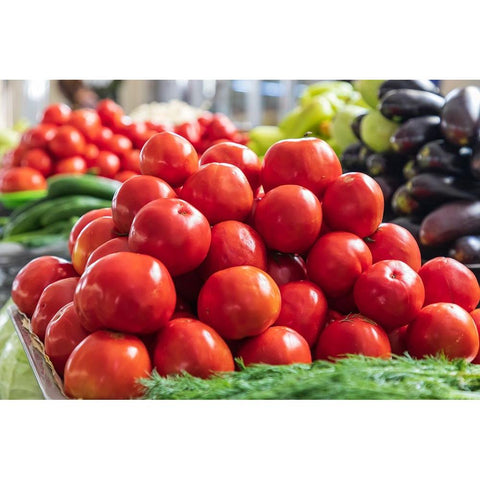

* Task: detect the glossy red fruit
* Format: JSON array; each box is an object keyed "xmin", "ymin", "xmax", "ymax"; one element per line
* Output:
[{"xmin": 265, "ymin": 252, "xmax": 308, "ymax": 286}]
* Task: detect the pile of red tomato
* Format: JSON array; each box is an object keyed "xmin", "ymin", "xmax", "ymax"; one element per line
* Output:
[
  {"xmin": 10, "ymin": 132, "xmax": 480, "ymax": 399},
  {"xmin": 0, "ymin": 99, "xmax": 247, "ymax": 193}
]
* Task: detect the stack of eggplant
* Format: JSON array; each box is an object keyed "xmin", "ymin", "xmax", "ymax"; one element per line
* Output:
[{"xmin": 342, "ymin": 80, "xmax": 480, "ymax": 265}]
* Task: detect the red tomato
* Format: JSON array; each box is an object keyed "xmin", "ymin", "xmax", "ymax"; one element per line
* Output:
[
  {"xmin": 114, "ymin": 170, "xmax": 138, "ymax": 182},
  {"xmin": 54, "ymin": 155, "xmax": 87, "ymax": 175},
  {"xmin": 418, "ymin": 257, "xmax": 480, "ymax": 312},
  {"xmin": 94, "ymin": 126, "xmax": 114, "ymax": 149},
  {"xmin": 306, "ymin": 231, "xmax": 372, "ymax": 298},
  {"xmin": 181, "ymin": 163, "xmax": 254, "ymax": 225},
  {"xmin": 253, "ymin": 184, "xmax": 322, "ymax": 254},
  {"xmin": 41, "ymin": 103, "xmax": 71, "ymax": 125},
  {"xmin": 68, "ymin": 208, "xmax": 112, "ymax": 256},
  {"xmin": 85, "ymin": 236, "xmax": 130, "ymax": 270},
  {"xmin": 261, "ymin": 137, "xmax": 342, "ymax": 200},
  {"xmin": 83, "ymin": 143, "xmax": 100, "ymax": 168},
  {"xmin": 44, "ymin": 302, "xmax": 89, "ymax": 377},
  {"xmin": 314, "ymin": 314, "xmax": 391, "ymax": 361},
  {"xmin": 265, "ymin": 252, "xmax": 308, "ymax": 286},
  {"xmin": 121, "ymin": 149, "xmax": 141, "ymax": 173},
  {"xmin": 153, "ymin": 317, "xmax": 234, "ymax": 378},
  {"xmin": 11, "ymin": 256, "xmax": 77, "ymax": 317},
  {"xmin": 74, "ymin": 252, "xmax": 176, "ymax": 334},
  {"xmin": 12, "ymin": 145, "xmax": 28, "ymax": 166},
  {"xmin": 21, "ymin": 124, "xmax": 57, "ymax": 149},
  {"xmin": 128, "ymin": 197, "xmax": 211, "ymax": 277},
  {"xmin": 174, "ymin": 121, "xmax": 202, "ymax": 147},
  {"xmin": 105, "ymin": 134, "xmax": 133, "ymax": 159},
  {"xmin": 199, "ymin": 220, "xmax": 267, "ymax": 280},
  {"xmin": 205, "ymin": 113, "xmax": 238, "ymax": 141},
  {"xmin": 173, "ymin": 268, "xmax": 205, "ymax": 306},
  {"xmin": 199, "ymin": 142, "xmax": 262, "ymax": 191},
  {"xmin": 388, "ymin": 325, "xmax": 409, "ymax": 356},
  {"xmin": 237, "ymin": 326, "xmax": 312, "ymax": 366},
  {"xmin": 96, "ymin": 99, "xmax": 124, "ymax": 129},
  {"xmin": 0, "ymin": 166, "xmax": 47, "ymax": 192},
  {"xmin": 71, "ymin": 216, "xmax": 119, "ymax": 275},
  {"xmin": 111, "ymin": 174, "xmax": 176, "ymax": 234},
  {"xmin": 197, "ymin": 265, "xmax": 281, "ymax": 340},
  {"xmin": 20, "ymin": 148, "xmax": 53, "ymax": 177},
  {"xmin": 63, "ymin": 330, "xmax": 151, "ymax": 399},
  {"xmin": 274, "ymin": 280, "xmax": 328, "ymax": 347},
  {"xmin": 322, "ymin": 172, "xmax": 384, "ymax": 238},
  {"xmin": 470, "ymin": 308, "xmax": 480, "ymax": 364},
  {"xmin": 353, "ymin": 259, "xmax": 425, "ymax": 331},
  {"xmin": 139, "ymin": 131, "xmax": 199, "ymax": 187},
  {"xmin": 68, "ymin": 108, "xmax": 102, "ymax": 142},
  {"xmin": 30, "ymin": 276, "xmax": 80, "ymax": 341},
  {"xmin": 407, "ymin": 303, "xmax": 479, "ymax": 361},
  {"xmin": 326, "ymin": 290, "xmax": 359, "ymax": 316},
  {"xmin": 93, "ymin": 151, "xmax": 121, "ymax": 178},
  {"xmin": 121, "ymin": 121, "xmax": 149, "ymax": 149},
  {"xmin": 48, "ymin": 125, "xmax": 86, "ymax": 158},
  {"xmin": 365, "ymin": 222, "xmax": 422, "ymax": 272}
]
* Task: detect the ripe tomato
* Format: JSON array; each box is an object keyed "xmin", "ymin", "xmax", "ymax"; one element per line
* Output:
[
  {"xmin": 470, "ymin": 308, "xmax": 480, "ymax": 364},
  {"xmin": 54, "ymin": 155, "xmax": 88, "ymax": 175},
  {"xmin": 121, "ymin": 149, "xmax": 141, "ymax": 173},
  {"xmin": 44, "ymin": 302, "xmax": 89, "ymax": 377},
  {"xmin": 85, "ymin": 237, "xmax": 130, "ymax": 270},
  {"xmin": 418, "ymin": 257, "xmax": 480, "ymax": 312},
  {"xmin": 353, "ymin": 259, "xmax": 425, "ymax": 331},
  {"xmin": 0, "ymin": 166, "xmax": 47, "ymax": 192},
  {"xmin": 20, "ymin": 148, "xmax": 53, "ymax": 177},
  {"xmin": 153, "ymin": 317, "xmax": 234, "ymax": 378},
  {"xmin": 237, "ymin": 326, "xmax": 312, "ymax": 366},
  {"xmin": 306, "ymin": 231, "xmax": 372, "ymax": 298},
  {"xmin": 128, "ymin": 197, "xmax": 211, "ymax": 277},
  {"xmin": 21, "ymin": 124, "xmax": 57, "ymax": 149},
  {"xmin": 365, "ymin": 222, "xmax": 422, "ymax": 272},
  {"xmin": 265, "ymin": 252, "xmax": 308, "ymax": 286},
  {"xmin": 75, "ymin": 252, "xmax": 176, "ymax": 334},
  {"xmin": 41, "ymin": 103, "xmax": 71, "ymax": 125},
  {"xmin": 11, "ymin": 256, "xmax": 77, "ymax": 317},
  {"xmin": 180, "ymin": 163, "xmax": 254, "ymax": 225},
  {"xmin": 94, "ymin": 151, "xmax": 121, "ymax": 178},
  {"xmin": 322, "ymin": 172, "xmax": 384, "ymax": 238},
  {"xmin": 407, "ymin": 303, "xmax": 479, "ymax": 361},
  {"xmin": 94, "ymin": 126, "xmax": 114, "ymax": 149},
  {"xmin": 111, "ymin": 174, "xmax": 176, "ymax": 234},
  {"xmin": 261, "ymin": 137, "xmax": 342, "ymax": 200},
  {"xmin": 68, "ymin": 108, "xmax": 101, "ymax": 142},
  {"xmin": 48, "ymin": 125, "xmax": 86, "ymax": 158},
  {"xmin": 83, "ymin": 143, "xmax": 100, "ymax": 168},
  {"xmin": 388, "ymin": 325, "xmax": 409, "ymax": 356},
  {"xmin": 197, "ymin": 265, "xmax": 281, "ymax": 340},
  {"xmin": 253, "ymin": 184, "xmax": 322, "ymax": 254},
  {"xmin": 63, "ymin": 330, "xmax": 151, "ymax": 399},
  {"xmin": 68, "ymin": 208, "xmax": 112, "ymax": 255},
  {"xmin": 122, "ymin": 121, "xmax": 149, "ymax": 149},
  {"xmin": 30, "ymin": 276, "xmax": 80, "ymax": 341},
  {"xmin": 205, "ymin": 113, "xmax": 239, "ymax": 141},
  {"xmin": 274, "ymin": 280, "xmax": 328, "ymax": 347},
  {"xmin": 174, "ymin": 121, "xmax": 202, "ymax": 148},
  {"xmin": 105, "ymin": 134, "xmax": 133, "ymax": 159},
  {"xmin": 199, "ymin": 220, "xmax": 267, "ymax": 280},
  {"xmin": 71, "ymin": 216, "xmax": 119, "ymax": 275},
  {"xmin": 326, "ymin": 289, "xmax": 359, "ymax": 316},
  {"xmin": 199, "ymin": 142, "xmax": 262, "ymax": 191},
  {"xmin": 173, "ymin": 268, "xmax": 204, "ymax": 306},
  {"xmin": 140, "ymin": 131, "xmax": 199, "ymax": 187},
  {"xmin": 12, "ymin": 145, "xmax": 28, "ymax": 166},
  {"xmin": 114, "ymin": 170, "xmax": 138, "ymax": 182},
  {"xmin": 96, "ymin": 99, "xmax": 124, "ymax": 129},
  {"xmin": 314, "ymin": 314, "xmax": 391, "ymax": 361}
]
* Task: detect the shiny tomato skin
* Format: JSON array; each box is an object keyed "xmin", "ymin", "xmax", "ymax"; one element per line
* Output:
[
  {"xmin": 180, "ymin": 163, "xmax": 254, "ymax": 225},
  {"xmin": 31, "ymin": 276, "xmax": 80, "ymax": 341},
  {"xmin": 199, "ymin": 142, "xmax": 262, "ymax": 191},
  {"xmin": 199, "ymin": 220, "xmax": 267, "ymax": 280},
  {"xmin": 63, "ymin": 330, "xmax": 151, "ymax": 400},
  {"xmin": 470, "ymin": 309, "xmax": 480, "ymax": 364},
  {"xmin": 261, "ymin": 137, "xmax": 342, "ymax": 200},
  {"xmin": 322, "ymin": 172, "xmax": 384, "ymax": 238},
  {"xmin": 93, "ymin": 151, "xmax": 121, "ymax": 178},
  {"xmin": 388, "ymin": 325, "xmax": 409, "ymax": 356},
  {"xmin": 68, "ymin": 208, "xmax": 112, "ymax": 256},
  {"xmin": 0, "ymin": 166, "xmax": 47, "ymax": 192},
  {"xmin": 54, "ymin": 155, "xmax": 88, "ymax": 175},
  {"xmin": 265, "ymin": 252, "xmax": 308, "ymax": 286},
  {"xmin": 41, "ymin": 103, "xmax": 71, "ymax": 125},
  {"xmin": 21, "ymin": 124, "xmax": 57, "ymax": 150},
  {"xmin": 407, "ymin": 303, "xmax": 479, "ymax": 361},
  {"xmin": 274, "ymin": 280, "xmax": 328, "ymax": 347},
  {"xmin": 121, "ymin": 149, "xmax": 141, "ymax": 173},
  {"xmin": 94, "ymin": 126, "xmax": 114, "ymax": 149},
  {"xmin": 237, "ymin": 326, "xmax": 312, "ymax": 366},
  {"xmin": 11, "ymin": 256, "xmax": 78, "ymax": 317},
  {"xmin": 96, "ymin": 99, "xmax": 124, "ymax": 129},
  {"xmin": 68, "ymin": 108, "xmax": 102, "ymax": 142},
  {"xmin": 306, "ymin": 231, "xmax": 372, "ymax": 298},
  {"xmin": 71, "ymin": 216, "xmax": 119, "ymax": 275},
  {"xmin": 314, "ymin": 314, "xmax": 391, "ymax": 361},
  {"xmin": 105, "ymin": 134, "xmax": 133, "ymax": 159},
  {"xmin": 153, "ymin": 317, "xmax": 235, "ymax": 378},
  {"xmin": 197, "ymin": 265, "xmax": 281, "ymax": 340},
  {"xmin": 354, "ymin": 259, "xmax": 425, "ymax": 331},
  {"xmin": 48, "ymin": 125, "xmax": 86, "ymax": 158},
  {"xmin": 44, "ymin": 302, "xmax": 89, "ymax": 377},
  {"xmin": 253, "ymin": 184, "xmax": 322, "ymax": 254},
  {"xmin": 83, "ymin": 143, "xmax": 100, "ymax": 167},
  {"xmin": 128, "ymin": 197, "xmax": 211, "ymax": 277},
  {"xmin": 85, "ymin": 237, "xmax": 130, "ymax": 269},
  {"xmin": 74, "ymin": 252, "xmax": 176, "ymax": 334},
  {"xmin": 140, "ymin": 131, "xmax": 199, "ymax": 187},
  {"xmin": 111, "ymin": 174, "xmax": 176, "ymax": 234},
  {"xmin": 418, "ymin": 257, "xmax": 480, "ymax": 312},
  {"xmin": 20, "ymin": 148, "xmax": 53, "ymax": 177},
  {"xmin": 365, "ymin": 222, "xmax": 422, "ymax": 272},
  {"xmin": 114, "ymin": 170, "xmax": 138, "ymax": 182}
]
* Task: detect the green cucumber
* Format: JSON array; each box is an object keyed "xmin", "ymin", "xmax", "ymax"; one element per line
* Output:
[{"xmin": 47, "ymin": 174, "xmax": 121, "ymax": 200}]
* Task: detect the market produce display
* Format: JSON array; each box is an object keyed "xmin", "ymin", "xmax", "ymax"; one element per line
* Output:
[{"xmin": 7, "ymin": 130, "xmax": 480, "ymax": 400}]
